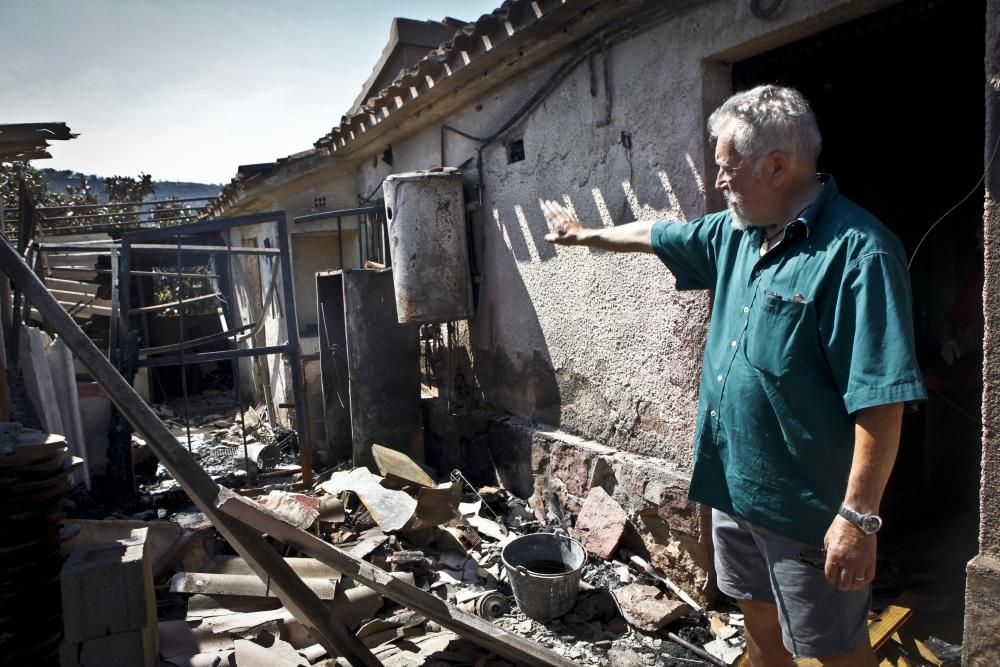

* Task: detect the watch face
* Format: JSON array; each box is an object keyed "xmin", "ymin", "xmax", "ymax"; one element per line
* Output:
[{"xmin": 861, "ymin": 515, "xmax": 882, "ymax": 534}]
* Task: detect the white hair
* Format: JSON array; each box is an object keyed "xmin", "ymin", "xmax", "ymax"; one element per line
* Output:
[{"xmin": 708, "ymin": 85, "xmax": 822, "ymax": 165}]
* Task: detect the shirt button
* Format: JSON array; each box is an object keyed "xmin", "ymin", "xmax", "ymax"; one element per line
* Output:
[
  {"xmin": 716, "ymin": 374, "xmax": 723, "ymax": 382},
  {"xmin": 742, "ymin": 306, "xmax": 749, "ymax": 314},
  {"xmin": 710, "ymin": 410, "xmax": 717, "ymax": 417},
  {"xmin": 730, "ymin": 340, "xmax": 737, "ymax": 348}
]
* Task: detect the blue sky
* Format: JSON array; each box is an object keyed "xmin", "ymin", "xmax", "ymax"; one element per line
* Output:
[{"xmin": 2, "ymin": 0, "xmax": 500, "ymax": 183}]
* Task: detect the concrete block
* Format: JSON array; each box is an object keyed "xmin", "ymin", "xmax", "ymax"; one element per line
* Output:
[
  {"xmin": 964, "ymin": 554, "xmax": 1000, "ymax": 665},
  {"xmin": 61, "ymin": 528, "xmax": 156, "ymax": 643}
]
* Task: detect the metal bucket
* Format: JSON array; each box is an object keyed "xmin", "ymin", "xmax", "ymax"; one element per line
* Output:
[
  {"xmin": 501, "ymin": 533, "xmax": 586, "ymax": 620},
  {"xmin": 381, "ymin": 168, "xmax": 472, "ymax": 324}
]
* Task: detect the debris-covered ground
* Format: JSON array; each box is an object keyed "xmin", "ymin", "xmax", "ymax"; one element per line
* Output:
[{"xmin": 55, "ymin": 402, "xmax": 964, "ymax": 667}]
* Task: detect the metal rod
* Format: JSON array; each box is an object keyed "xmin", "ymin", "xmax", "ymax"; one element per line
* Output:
[
  {"xmin": 139, "ymin": 321, "xmax": 256, "ymax": 357},
  {"xmin": 337, "ymin": 216, "xmax": 344, "ymax": 268},
  {"xmin": 227, "ymin": 251, "xmax": 253, "ymax": 484},
  {"xmin": 39, "ymin": 205, "xmax": 206, "ymax": 222},
  {"xmin": 664, "ymin": 632, "xmax": 725, "ymax": 667},
  {"xmin": 357, "ymin": 217, "xmax": 364, "ymax": 264},
  {"xmin": 177, "ymin": 236, "xmax": 192, "ymax": 453},
  {"xmin": 46, "ymin": 266, "xmax": 219, "ymax": 279},
  {"xmin": 124, "ymin": 210, "xmax": 284, "ymax": 242},
  {"xmin": 128, "ymin": 291, "xmax": 220, "ymax": 315},
  {"xmin": 276, "ymin": 213, "xmax": 312, "ymax": 485},
  {"xmin": 38, "ymin": 242, "xmax": 281, "ymax": 255},
  {"xmin": 35, "ymin": 195, "xmax": 214, "ymax": 212},
  {"xmin": 293, "ymin": 206, "xmax": 378, "ymax": 224},
  {"xmin": 137, "ymin": 344, "xmax": 288, "ymax": 368}
]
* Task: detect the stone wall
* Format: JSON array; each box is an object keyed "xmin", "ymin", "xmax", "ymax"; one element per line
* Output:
[{"xmin": 423, "ymin": 397, "xmax": 715, "ymax": 604}]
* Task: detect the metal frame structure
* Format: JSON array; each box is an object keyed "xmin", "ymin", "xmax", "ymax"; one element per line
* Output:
[
  {"xmin": 114, "ymin": 211, "xmax": 313, "ymax": 483},
  {"xmin": 292, "ymin": 205, "xmax": 390, "ymax": 270}
]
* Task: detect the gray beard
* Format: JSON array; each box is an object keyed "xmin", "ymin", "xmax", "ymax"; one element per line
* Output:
[
  {"xmin": 724, "ymin": 192, "xmax": 753, "ymax": 230},
  {"xmin": 729, "ymin": 208, "xmax": 751, "ymax": 230}
]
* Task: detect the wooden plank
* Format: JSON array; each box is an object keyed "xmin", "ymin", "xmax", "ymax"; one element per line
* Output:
[
  {"xmin": 47, "ymin": 268, "xmax": 98, "ymax": 281},
  {"xmin": 47, "ymin": 336, "xmax": 90, "ymax": 489},
  {"xmin": 216, "ymin": 488, "xmax": 579, "ymax": 667},
  {"xmin": 18, "ymin": 325, "xmax": 65, "ymax": 436},
  {"xmin": 0, "ymin": 236, "xmax": 379, "ymax": 667},
  {"xmin": 50, "ymin": 289, "xmax": 111, "ymax": 306},
  {"xmin": 795, "ymin": 597, "xmax": 914, "ymax": 666},
  {"xmin": 869, "ymin": 602, "xmax": 914, "ymax": 651},
  {"xmin": 45, "ymin": 278, "xmax": 100, "ymax": 295},
  {"xmin": 58, "ymin": 301, "xmax": 112, "ymax": 317}
]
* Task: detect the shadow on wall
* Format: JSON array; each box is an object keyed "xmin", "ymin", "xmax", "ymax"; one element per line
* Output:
[
  {"xmin": 493, "ymin": 167, "xmax": 697, "ymax": 264},
  {"xmin": 468, "ymin": 159, "xmax": 699, "ymax": 429}
]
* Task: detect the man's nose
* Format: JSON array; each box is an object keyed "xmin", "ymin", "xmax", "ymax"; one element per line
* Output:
[{"xmin": 715, "ymin": 168, "xmax": 726, "ymax": 191}]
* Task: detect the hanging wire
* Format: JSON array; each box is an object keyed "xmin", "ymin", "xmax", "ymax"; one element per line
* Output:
[{"xmin": 908, "ymin": 132, "xmax": 1000, "ymax": 270}]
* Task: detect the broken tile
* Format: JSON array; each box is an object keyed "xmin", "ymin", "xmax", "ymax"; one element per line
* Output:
[
  {"xmin": 321, "ymin": 467, "xmax": 417, "ymax": 532},
  {"xmin": 612, "ymin": 583, "xmax": 689, "ymax": 631},
  {"xmin": 573, "ymin": 486, "xmax": 627, "ymax": 560},
  {"xmin": 704, "ymin": 638, "xmax": 745, "ymax": 665},
  {"xmin": 372, "ymin": 443, "xmax": 436, "ymax": 487},
  {"xmin": 256, "ymin": 491, "xmax": 320, "ymax": 530}
]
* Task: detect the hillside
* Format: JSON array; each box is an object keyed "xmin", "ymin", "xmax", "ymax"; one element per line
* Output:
[{"xmin": 40, "ymin": 168, "xmax": 222, "ymax": 203}]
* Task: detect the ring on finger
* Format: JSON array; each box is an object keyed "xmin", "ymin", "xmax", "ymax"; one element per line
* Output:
[{"xmin": 853, "ymin": 576, "xmax": 866, "ymax": 582}]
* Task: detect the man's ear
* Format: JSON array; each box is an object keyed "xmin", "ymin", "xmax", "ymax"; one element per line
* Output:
[{"xmin": 767, "ymin": 151, "xmax": 790, "ymax": 186}]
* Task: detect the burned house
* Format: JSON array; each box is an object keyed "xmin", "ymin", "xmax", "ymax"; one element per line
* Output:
[
  {"xmin": 205, "ymin": 0, "xmax": 999, "ymax": 663},
  {"xmin": 2, "ymin": 0, "xmax": 998, "ymax": 665}
]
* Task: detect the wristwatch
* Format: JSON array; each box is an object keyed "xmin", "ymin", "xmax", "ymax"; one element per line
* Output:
[{"xmin": 838, "ymin": 504, "xmax": 883, "ymax": 535}]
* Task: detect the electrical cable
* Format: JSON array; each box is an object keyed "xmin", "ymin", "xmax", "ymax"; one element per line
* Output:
[{"xmin": 908, "ymin": 132, "xmax": 1000, "ymax": 270}]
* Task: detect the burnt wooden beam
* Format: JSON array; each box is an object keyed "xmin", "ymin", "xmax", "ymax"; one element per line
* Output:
[{"xmin": 216, "ymin": 488, "xmax": 579, "ymax": 667}]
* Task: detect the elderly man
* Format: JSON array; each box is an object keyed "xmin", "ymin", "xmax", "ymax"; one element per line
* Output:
[{"xmin": 542, "ymin": 85, "xmax": 925, "ymax": 666}]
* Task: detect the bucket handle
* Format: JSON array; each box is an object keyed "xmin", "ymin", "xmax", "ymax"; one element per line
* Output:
[{"xmin": 516, "ymin": 565, "xmax": 528, "ymax": 577}]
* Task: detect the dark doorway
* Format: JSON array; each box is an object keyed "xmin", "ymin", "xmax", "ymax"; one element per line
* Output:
[{"xmin": 733, "ymin": 0, "xmax": 985, "ymax": 643}]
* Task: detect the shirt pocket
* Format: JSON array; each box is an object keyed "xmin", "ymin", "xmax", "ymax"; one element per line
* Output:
[{"xmin": 746, "ymin": 294, "xmax": 809, "ymax": 377}]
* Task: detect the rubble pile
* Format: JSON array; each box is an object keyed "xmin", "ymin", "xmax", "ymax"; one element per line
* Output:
[
  {"xmin": 137, "ymin": 401, "xmax": 301, "ymax": 504},
  {"xmin": 143, "ymin": 443, "xmax": 742, "ymax": 666}
]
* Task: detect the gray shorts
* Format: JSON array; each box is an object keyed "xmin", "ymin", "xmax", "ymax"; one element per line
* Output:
[{"xmin": 712, "ymin": 509, "xmax": 871, "ymax": 658}]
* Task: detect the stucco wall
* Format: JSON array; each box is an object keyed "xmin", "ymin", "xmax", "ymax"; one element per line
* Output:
[
  {"xmin": 356, "ymin": 0, "xmax": 893, "ymax": 467},
  {"xmin": 964, "ymin": 1, "xmax": 1000, "ymax": 664}
]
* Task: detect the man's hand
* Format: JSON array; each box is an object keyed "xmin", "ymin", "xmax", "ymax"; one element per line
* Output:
[
  {"xmin": 542, "ymin": 200, "xmax": 589, "ymax": 245},
  {"xmin": 823, "ymin": 515, "xmax": 876, "ymax": 591}
]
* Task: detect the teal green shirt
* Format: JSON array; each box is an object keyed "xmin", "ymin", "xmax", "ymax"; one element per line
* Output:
[{"xmin": 651, "ymin": 175, "xmax": 926, "ymax": 545}]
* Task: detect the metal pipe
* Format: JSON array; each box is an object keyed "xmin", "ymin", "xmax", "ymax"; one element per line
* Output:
[
  {"xmin": 664, "ymin": 632, "xmax": 725, "ymax": 667},
  {"xmin": 38, "ymin": 242, "xmax": 280, "ymax": 255},
  {"xmin": 137, "ymin": 343, "xmax": 288, "ymax": 369},
  {"xmin": 139, "ymin": 321, "xmax": 256, "ymax": 357}
]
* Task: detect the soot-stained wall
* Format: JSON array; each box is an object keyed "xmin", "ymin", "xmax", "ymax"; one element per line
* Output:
[{"xmin": 356, "ymin": 0, "xmax": 894, "ymax": 467}]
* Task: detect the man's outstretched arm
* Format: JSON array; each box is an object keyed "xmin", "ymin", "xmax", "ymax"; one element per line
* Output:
[{"xmin": 541, "ymin": 200, "xmax": 655, "ymax": 253}]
